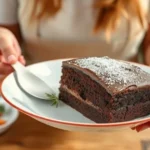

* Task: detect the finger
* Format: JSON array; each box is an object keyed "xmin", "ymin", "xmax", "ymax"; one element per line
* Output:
[
  {"xmin": 132, "ymin": 122, "xmax": 150, "ymax": 132},
  {"xmin": 18, "ymin": 56, "xmax": 26, "ymax": 65},
  {"xmin": 0, "ymin": 62, "xmax": 13, "ymax": 74},
  {"xmin": 0, "ymin": 55, "xmax": 9, "ymax": 64},
  {"xmin": 0, "ymin": 38, "xmax": 17, "ymax": 64},
  {"xmin": 1, "ymin": 54, "xmax": 26, "ymax": 66},
  {"xmin": 13, "ymin": 38, "xmax": 21, "ymax": 55}
]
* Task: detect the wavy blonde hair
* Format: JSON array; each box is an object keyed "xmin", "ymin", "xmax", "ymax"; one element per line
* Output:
[{"xmin": 30, "ymin": 0, "xmax": 146, "ymax": 39}]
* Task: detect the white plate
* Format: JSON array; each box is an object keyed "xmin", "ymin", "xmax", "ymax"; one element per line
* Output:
[
  {"xmin": 0, "ymin": 97, "xmax": 19, "ymax": 134},
  {"xmin": 1, "ymin": 59, "xmax": 150, "ymax": 132}
]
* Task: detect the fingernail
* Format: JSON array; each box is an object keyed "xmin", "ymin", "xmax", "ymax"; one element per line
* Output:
[{"xmin": 7, "ymin": 55, "xmax": 16, "ymax": 63}]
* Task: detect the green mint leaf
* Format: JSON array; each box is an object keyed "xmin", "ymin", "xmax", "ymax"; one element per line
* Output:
[{"xmin": 46, "ymin": 93, "xmax": 59, "ymax": 107}]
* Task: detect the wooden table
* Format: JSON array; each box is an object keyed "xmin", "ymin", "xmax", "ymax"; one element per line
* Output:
[{"xmin": 0, "ymin": 113, "xmax": 150, "ymax": 150}]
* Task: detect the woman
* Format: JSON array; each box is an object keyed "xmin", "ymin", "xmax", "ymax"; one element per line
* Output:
[{"xmin": 0, "ymin": 0, "xmax": 150, "ymax": 131}]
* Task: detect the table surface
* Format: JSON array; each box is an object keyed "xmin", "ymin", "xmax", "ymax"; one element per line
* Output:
[{"xmin": 0, "ymin": 113, "xmax": 150, "ymax": 150}]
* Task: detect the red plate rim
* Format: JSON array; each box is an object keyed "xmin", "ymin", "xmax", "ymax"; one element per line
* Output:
[{"xmin": 1, "ymin": 58, "xmax": 150, "ymax": 128}]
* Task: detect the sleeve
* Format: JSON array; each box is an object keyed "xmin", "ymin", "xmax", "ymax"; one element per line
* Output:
[{"xmin": 0, "ymin": 0, "xmax": 18, "ymax": 24}]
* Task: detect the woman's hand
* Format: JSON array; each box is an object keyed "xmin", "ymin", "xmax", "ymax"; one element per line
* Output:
[
  {"xmin": 0, "ymin": 27, "xmax": 25, "ymax": 75},
  {"xmin": 132, "ymin": 122, "xmax": 150, "ymax": 132}
]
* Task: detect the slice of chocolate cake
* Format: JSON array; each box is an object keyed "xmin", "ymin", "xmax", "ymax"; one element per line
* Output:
[{"xmin": 59, "ymin": 56, "xmax": 150, "ymax": 123}]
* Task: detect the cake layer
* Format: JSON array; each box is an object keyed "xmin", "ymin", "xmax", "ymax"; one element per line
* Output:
[
  {"xmin": 60, "ymin": 66, "xmax": 150, "ymax": 110},
  {"xmin": 124, "ymin": 101, "xmax": 150, "ymax": 121},
  {"xmin": 111, "ymin": 86, "xmax": 150, "ymax": 109},
  {"xmin": 59, "ymin": 87, "xmax": 111, "ymax": 123},
  {"xmin": 59, "ymin": 87, "xmax": 150, "ymax": 123},
  {"xmin": 65, "ymin": 57, "xmax": 150, "ymax": 94},
  {"xmin": 60, "ymin": 66, "xmax": 111, "ymax": 109}
]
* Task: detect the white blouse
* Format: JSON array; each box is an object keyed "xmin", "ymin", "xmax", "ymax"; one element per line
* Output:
[{"xmin": 0, "ymin": 0, "xmax": 149, "ymax": 63}]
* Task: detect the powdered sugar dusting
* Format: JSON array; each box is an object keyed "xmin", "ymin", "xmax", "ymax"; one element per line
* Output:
[{"xmin": 69, "ymin": 56, "xmax": 150, "ymax": 92}]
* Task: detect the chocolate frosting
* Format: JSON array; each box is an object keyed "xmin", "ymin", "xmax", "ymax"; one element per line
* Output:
[{"xmin": 63, "ymin": 56, "xmax": 150, "ymax": 95}]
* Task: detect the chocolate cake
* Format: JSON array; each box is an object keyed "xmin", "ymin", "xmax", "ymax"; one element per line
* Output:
[{"xmin": 59, "ymin": 56, "xmax": 150, "ymax": 123}]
